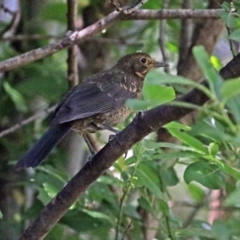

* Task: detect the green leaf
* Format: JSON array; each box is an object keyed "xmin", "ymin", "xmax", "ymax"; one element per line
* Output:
[
  {"xmin": 164, "ymin": 121, "xmax": 191, "ymax": 131},
  {"xmin": 41, "ymin": 2, "xmax": 67, "ymax": 23},
  {"xmin": 193, "ymin": 46, "xmax": 223, "ymax": 88},
  {"xmin": 136, "ymin": 164, "xmax": 164, "ymax": 199},
  {"xmin": 3, "ymin": 82, "xmax": 27, "ymax": 112},
  {"xmin": 212, "ymin": 220, "xmax": 231, "ymax": 240},
  {"xmin": 126, "ymin": 99, "xmax": 152, "ymax": 110},
  {"xmin": 188, "ymin": 183, "xmax": 205, "ymax": 202},
  {"xmin": 184, "ymin": 161, "xmax": 226, "ymax": 189},
  {"xmin": 61, "ymin": 210, "xmax": 110, "ymax": 232},
  {"xmin": 143, "ymin": 83, "xmax": 175, "ymax": 102},
  {"xmin": 160, "ymin": 166, "xmax": 179, "ymax": 186},
  {"xmin": 82, "ymin": 209, "xmax": 112, "ymax": 222},
  {"xmin": 220, "ymin": 77, "xmax": 240, "ymax": 100},
  {"xmin": 229, "ymin": 29, "xmax": 240, "ymax": 41},
  {"xmin": 0, "ymin": 210, "xmax": 2, "ymax": 219},
  {"xmin": 168, "ymin": 128, "xmax": 207, "ymax": 153},
  {"xmin": 225, "ymin": 187, "xmax": 240, "ymax": 206},
  {"xmin": 214, "ymin": 159, "xmax": 240, "ymax": 180},
  {"xmin": 208, "ymin": 142, "xmax": 219, "ymax": 156},
  {"xmin": 146, "ymin": 71, "xmax": 213, "ymax": 99}
]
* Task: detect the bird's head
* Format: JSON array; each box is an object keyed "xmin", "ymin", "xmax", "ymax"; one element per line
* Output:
[{"xmin": 116, "ymin": 53, "xmax": 168, "ymax": 78}]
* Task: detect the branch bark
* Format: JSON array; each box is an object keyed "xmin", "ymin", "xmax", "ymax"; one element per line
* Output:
[{"xmin": 19, "ymin": 52, "xmax": 240, "ymax": 240}]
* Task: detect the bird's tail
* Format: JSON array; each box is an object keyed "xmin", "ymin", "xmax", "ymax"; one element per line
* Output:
[{"xmin": 15, "ymin": 123, "xmax": 72, "ymax": 169}]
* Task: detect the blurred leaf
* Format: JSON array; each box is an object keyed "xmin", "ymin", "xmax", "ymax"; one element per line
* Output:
[
  {"xmin": 159, "ymin": 199, "xmax": 169, "ymax": 215},
  {"xmin": 45, "ymin": 224, "xmax": 64, "ymax": 240},
  {"xmin": 229, "ymin": 29, "xmax": 240, "ymax": 41},
  {"xmin": 210, "ymin": 55, "xmax": 222, "ymax": 70},
  {"xmin": 184, "ymin": 161, "xmax": 226, "ymax": 189},
  {"xmin": 208, "ymin": 142, "xmax": 219, "ymax": 156},
  {"xmin": 225, "ymin": 95, "xmax": 240, "ymax": 123},
  {"xmin": 136, "ymin": 163, "xmax": 164, "ymax": 199},
  {"xmin": 143, "ymin": 82, "xmax": 175, "ymax": 102},
  {"xmin": 188, "ymin": 183, "xmax": 205, "ymax": 202},
  {"xmin": 3, "ymin": 82, "xmax": 27, "ymax": 112},
  {"xmin": 219, "ymin": 11, "xmax": 238, "ymax": 28},
  {"xmin": 61, "ymin": 210, "xmax": 111, "ymax": 233},
  {"xmin": 0, "ymin": 210, "xmax": 2, "ymax": 219},
  {"xmin": 212, "ymin": 220, "xmax": 231, "ymax": 240},
  {"xmin": 41, "ymin": 2, "xmax": 67, "ymax": 23},
  {"xmin": 193, "ymin": 46, "xmax": 223, "ymax": 98},
  {"xmin": 138, "ymin": 196, "xmax": 156, "ymax": 216},
  {"xmin": 160, "ymin": 166, "xmax": 179, "ymax": 187},
  {"xmin": 221, "ymin": 77, "xmax": 240, "ymax": 100},
  {"xmin": 221, "ymin": 2, "xmax": 231, "ymax": 11},
  {"xmin": 82, "ymin": 209, "xmax": 112, "ymax": 222},
  {"xmin": 225, "ymin": 187, "xmax": 240, "ymax": 206},
  {"xmin": 164, "ymin": 121, "xmax": 191, "ymax": 131},
  {"xmin": 126, "ymin": 98, "xmax": 153, "ymax": 110},
  {"xmin": 168, "ymin": 128, "xmax": 207, "ymax": 153}
]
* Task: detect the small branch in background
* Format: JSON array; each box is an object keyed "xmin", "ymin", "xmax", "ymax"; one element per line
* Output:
[
  {"xmin": 0, "ymin": 34, "xmax": 60, "ymax": 42},
  {"xmin": 182, "ymin": 202, "xmax": 204, "ymax": 228},
  {"xmin": 177, "ymin": 0, "xmax": 192, "ymax": 72},
  {"xmin": 226, "ymin": 26, "xmax": 236, "ymax": 57},
  {"xmin": 121, "ymin": 221, "xmax": 132, "ymax": 240},
  {"xmin": 0, "ymin": 3, "xmax": 16, "ymax": 15},
  {"xmin": 0, "ymin": 105, "xmax": 56, "ymax": 138},
  {"xmin": 158, "ymin": 0, "xmax": 170, "ymax": 73},
  {"xmin": 0, "ymin": 2, "xmax": 21, "ymax": 39},
  {"xmin": 67, "ymin": 0, "xmax": 79, "ymax": 87},
  {"xmin": 0, "ymin": 35, "xmax": 143, "ymax": 47},
  {"xmin": 0, "ymin": 9, "xmax": 222, "ymax": 73}
]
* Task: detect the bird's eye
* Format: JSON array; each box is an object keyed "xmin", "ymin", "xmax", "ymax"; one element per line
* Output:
[{"xmin": 140, "ymin": 57, "xmax": 147, "ymax": 64}]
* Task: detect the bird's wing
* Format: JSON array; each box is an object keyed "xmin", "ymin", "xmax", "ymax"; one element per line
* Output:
[{"xmin": 54, "ymin": 71, "xmax": 138, "ymax": 124}]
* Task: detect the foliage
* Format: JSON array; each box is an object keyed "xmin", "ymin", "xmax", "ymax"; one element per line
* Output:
[{"xmin": 1, "ymin": 0, "xmax": 240, "ymax": 240}]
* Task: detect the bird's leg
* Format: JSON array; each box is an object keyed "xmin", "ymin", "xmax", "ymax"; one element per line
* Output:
[
  {"xmin": 82, "ymin": 134, "xmax": 97, "ymax": 156},
  {"xmin": 101, "ymin": 125, "xmax": 128, "ymax": 159},
  {"xmin": 98, "ymin": 124, "xmax": 119, "ymax": 142}
]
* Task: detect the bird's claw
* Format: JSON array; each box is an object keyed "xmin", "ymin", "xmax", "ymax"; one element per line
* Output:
[{"xmin": 108, "ymin": 134, "xmax": 128, "ymax": 158}]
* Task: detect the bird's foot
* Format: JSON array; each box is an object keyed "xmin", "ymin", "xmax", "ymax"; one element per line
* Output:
[{"xmin": 87, "ymin": 154, "xmax": 95, "ymax": 168}]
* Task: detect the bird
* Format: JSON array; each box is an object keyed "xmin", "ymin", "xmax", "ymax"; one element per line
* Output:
[{"xmin": 15, "ymin": 52, "xmax": 168, "ymax": 169}]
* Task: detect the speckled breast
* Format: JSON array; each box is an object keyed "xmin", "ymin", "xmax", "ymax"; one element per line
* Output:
[{"xmin": 71, "ymin": 105, "xmax": 132, "ymax": 134}]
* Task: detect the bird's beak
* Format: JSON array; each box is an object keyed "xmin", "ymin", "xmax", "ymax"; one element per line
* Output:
[{"xmin": 152, "ymin": 60, "xmax": 169, "ymax": 68}]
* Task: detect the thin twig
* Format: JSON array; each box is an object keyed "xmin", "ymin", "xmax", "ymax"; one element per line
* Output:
[
  {"xmin": 0, "ymin": 106, "xmax": 56, "ymax": 138},
  {"xmin": 67, "ymin": 0, "xmax": 79, "ymax": 87},
  {"xmin": 177, "ymin": 0, "xmax": 192, "ymax": 72},
  {"xmin": 0, "ymin": 34, "xmax": 60, "ymax": 41},
  {"xmin": 227, "ymin": 26, "xmax": 236, "ymax": 57},
  {"xmin": 121, "ymin": 221, "xmax": 132, "ymax": 240},
  {"xmin": 158, "ymin": 0, "xmax": 170, "ymax": 73}
]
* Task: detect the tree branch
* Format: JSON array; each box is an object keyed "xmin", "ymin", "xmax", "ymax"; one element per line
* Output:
[
  {"xmin": 0, "ymin": 9, "xmax": 222, "ymax": 73},
  {"xmin": 0, "ymin": 106, "xmax": 56, "ymax": 138},
  {"xmin": 19, "ymin": 53, "xmax": 240, "ymax": 240}
]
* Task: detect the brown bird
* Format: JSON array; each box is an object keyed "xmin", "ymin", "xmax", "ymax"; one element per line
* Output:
[{"xmin": 16, "ymin": 53, "xmax": 167, "ymax": 169}]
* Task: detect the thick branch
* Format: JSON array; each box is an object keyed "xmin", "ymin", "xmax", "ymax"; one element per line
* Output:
[
  {"xmin": 19, "ymin": 53, "xmax": 240, "ymax": 240},
  {"xmin": 0, "ymin": 9, "xmax": 222, "ymax": 73}
]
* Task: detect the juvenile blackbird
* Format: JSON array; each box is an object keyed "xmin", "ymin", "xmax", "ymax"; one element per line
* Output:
[{"xmin": 16, "ymin": 53, "xmax": 167, "ymax": 169}]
